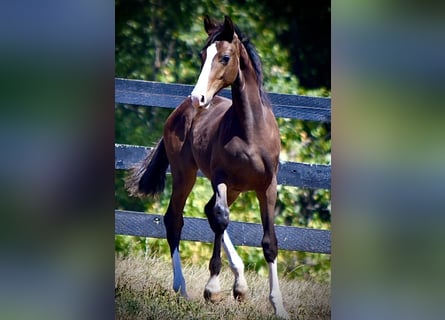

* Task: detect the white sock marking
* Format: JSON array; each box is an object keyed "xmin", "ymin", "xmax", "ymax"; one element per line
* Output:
[
  {"xmin": 172, "ymin": 247, "xmax": 187, "ymax": 297},
  {"xmin": 268, "ymin": 259, "xmax": 289, "ymax": 318},
  {"xmin": 223, "ymin": 231, "xmax": 248, "ymax": 296},
  {"xmin": 223, "ymin": 231, "xmax": 244, "ymax": 273},
  {"xmin": 205, "ymin": 274, "xmax": 221, "ymax": 293}
]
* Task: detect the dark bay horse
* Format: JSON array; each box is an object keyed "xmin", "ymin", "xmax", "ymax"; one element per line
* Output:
[{"xmin": 126, "ymin": 15, "xmax": 289, "ymax": 318}]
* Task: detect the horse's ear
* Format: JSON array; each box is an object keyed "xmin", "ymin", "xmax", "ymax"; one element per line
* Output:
[
  {"xmin": 221, "ymin": 15, "xmax": 234, "ymax": 42},
  {"xmin": 204, "ymin": 15, "xmax": 217, "ymax": 35}
]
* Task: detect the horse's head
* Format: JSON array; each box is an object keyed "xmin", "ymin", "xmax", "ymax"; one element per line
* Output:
[{"xmin": 191, "ymin": 16, "xmax": 240, "ymax": 109}]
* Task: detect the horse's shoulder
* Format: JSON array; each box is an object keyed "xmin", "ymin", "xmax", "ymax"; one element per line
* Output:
[{"xmin": 164, "ymin": 97, "xmax": 196, "ymax": 136}]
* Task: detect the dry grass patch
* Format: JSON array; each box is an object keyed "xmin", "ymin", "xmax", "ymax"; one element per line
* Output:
[{"xmin": 115, "ymin": 254, "xmax": 330, "ymax": 319}]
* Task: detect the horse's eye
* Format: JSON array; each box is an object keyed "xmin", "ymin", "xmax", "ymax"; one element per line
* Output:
[{"xmin": 221, "ymin": 55, "xmax": 230, "ymax": 65}]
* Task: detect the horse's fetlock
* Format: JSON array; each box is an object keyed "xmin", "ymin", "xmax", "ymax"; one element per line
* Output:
[{"xmin": 204, "ymin": 275, "xmax": 222, "ymax": 303}]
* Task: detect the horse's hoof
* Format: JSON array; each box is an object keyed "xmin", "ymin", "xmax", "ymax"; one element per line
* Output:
[
  {"xmin": 276, "ymin": 310, "xmax": 290, "ymax": 319},
  {"xmin": 233, "ymin": 280, "xmax": 249, "ymax": 302},
  {"xmin": 233, "ymin": 288, "xmax": 248, "ymax": 302},
  {"xmin": 203, "ymin": 289, "xmax": 222, "ymax": 303}
]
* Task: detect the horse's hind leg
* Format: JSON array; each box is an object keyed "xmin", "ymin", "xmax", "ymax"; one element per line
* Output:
[
  {"xmin": 257, "ymin": 177, "xmax": 289, "ymax": 319},
  {"xmin": 164, "ymin": 168, "xmax": 197, "ymax": 298}
]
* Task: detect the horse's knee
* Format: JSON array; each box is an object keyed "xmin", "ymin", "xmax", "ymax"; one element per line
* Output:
[
  {"xmin": 206, "ymin": 203, "xmax": 230, "ymax": 234},
  {"xmin": 261, "ymin": 235, "xmax": 278, "ymax": 263},
  {"xmin": 215, "ymin": 203, "xmax": 230, "ymax": 228}
]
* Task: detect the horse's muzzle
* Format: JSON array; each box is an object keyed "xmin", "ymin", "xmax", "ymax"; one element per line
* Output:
[{"xmin": 191, "ymin": 94, "xmax": 210, "ymax": 109}]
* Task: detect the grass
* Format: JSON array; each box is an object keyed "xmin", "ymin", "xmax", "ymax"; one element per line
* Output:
[{"xmin": 115, "ymin": 254, "xmax": 330, "ymax": 319}]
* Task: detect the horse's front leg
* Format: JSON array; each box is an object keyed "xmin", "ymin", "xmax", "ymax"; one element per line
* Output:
[
  {"xmin": 204, "ymin": 182, "xmax": 230, "ymax": 303},
  {"xmin": 258, "ymin": 178, "xmax": 289, "ymax": 319}
]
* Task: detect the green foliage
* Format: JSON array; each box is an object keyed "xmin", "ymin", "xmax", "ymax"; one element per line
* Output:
[{"xmin": 115, "ymin": 0, "xmax": 331, "ymax": 284}]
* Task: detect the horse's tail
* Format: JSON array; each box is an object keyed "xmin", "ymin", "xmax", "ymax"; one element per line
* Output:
[{"xmin": 125, "ymin": 138, "xmax": 169, "ymax": 198}]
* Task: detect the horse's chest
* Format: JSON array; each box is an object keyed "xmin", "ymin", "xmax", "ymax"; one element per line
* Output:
[
  {"xmin": 219, "ymin": 138, "xmax": 268, "ymax": 174},
  {"xmin": 190, "ymin": 109, "xmax": 278, "ymax": 184},
  {"xmin": 223, "ymin": 138, "xmax": 252, "ymax": 160}
]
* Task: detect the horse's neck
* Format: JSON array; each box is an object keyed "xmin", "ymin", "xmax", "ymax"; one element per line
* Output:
[{"xmin": 231, "ymin": 70, "xmax": 267, "ymax": 138}]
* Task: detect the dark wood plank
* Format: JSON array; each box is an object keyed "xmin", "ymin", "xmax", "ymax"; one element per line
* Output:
[
  {"xmin": 115, "ymin": 78, "xmax": 331, "ymax": 122},
  {"xmin": 115, "ymin": 144, "xmax": 331, "ymax": 190},
  {"xmin": 115, "ymin": 210, "xmax": 331, "ymax": 254}
]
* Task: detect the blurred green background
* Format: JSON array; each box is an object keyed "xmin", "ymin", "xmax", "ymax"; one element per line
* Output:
[{"xmin": 115, "ymin": 0, "xmax": 331, "ymax": 283}]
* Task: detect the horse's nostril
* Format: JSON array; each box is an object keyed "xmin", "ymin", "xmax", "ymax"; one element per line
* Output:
[{"xmin": 200, "ymin": 95, "xmax": 205, "ymax": 103}]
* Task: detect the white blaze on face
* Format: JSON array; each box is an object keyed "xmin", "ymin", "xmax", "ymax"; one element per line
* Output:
[{"xmin": 191, "ymin": 43, "xmax": 218, "ymax": 108}]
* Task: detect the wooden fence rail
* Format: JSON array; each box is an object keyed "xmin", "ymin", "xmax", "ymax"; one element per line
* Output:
[
  {"xmin": 115, "ymin": 78, "xmax": 331, "ymax": 122},
  {"xmin": 115, "ymin": 210, "xmax": 331, "ymax": 254},
  {"xmin": 115, "ymin": 144, "xmax": 331, "ymax": 190},
  {"xmin": 115, "ymin": 78, "xmax": 331, "ymax": 254}
]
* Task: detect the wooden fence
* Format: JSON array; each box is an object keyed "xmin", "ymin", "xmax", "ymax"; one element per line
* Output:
[{"xmin": 115, "ymin": 78, "xmax": 331, "ymax": 254}]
